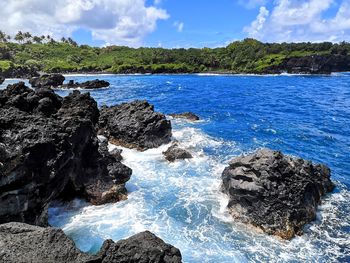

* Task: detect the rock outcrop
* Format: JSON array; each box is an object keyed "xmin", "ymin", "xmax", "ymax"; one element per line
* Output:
[
  {"xmin": 61, "ymin": 79, "xmax": 110, "ymax": 89},
  {"xmin": 163, "ymin": 142, "xmax": 193, "ymax": 162},
  {"xmin": 169, "ymin": 112, "xmax": 199, "ymax": 121},
  {"xmin": 264, "ymin": 54, "xmax": 350, "ymax": 74},
  {"xmin": 0, "ymin": 222, "xmax": 182, "ymax": 263},
  {"xmin": 0, "ymin": 82, "xmax": 131, "ymax": 226},
  {"xmin": 221, "ymin": 148, "xmax": 335, "ymax": 239},
  {"xmin": 99, "ymin": 100, "xmax": 172, "ymax": 150},
  {"xmin": 0, "ymin": 76, "xmax": 4, "ymax": 84},
  {"xmin": 98, "ymin": 231, "xmax": 182, "ymax": 263},
  {"xmin": 29, "ymin": 74, "xmax": 65, "ymax": 88}
]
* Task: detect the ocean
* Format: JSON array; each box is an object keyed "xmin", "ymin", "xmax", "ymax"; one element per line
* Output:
[{"xmin": 2, "ymin": 73, "xmax": 349, "ymax": 262}]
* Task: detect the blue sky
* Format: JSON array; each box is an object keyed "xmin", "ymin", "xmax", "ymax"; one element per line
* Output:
[{"xmin": 1, "ymin": 0, "xmax": 350, "ymax": 47}]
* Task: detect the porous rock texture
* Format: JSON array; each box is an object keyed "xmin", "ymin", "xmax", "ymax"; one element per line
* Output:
[
  {"xmin": 0, "ymin": 82, "xmax": 131, "ymax": 226},
  {"xmin": 221, "ymin": 148, "xmax": 335, "ymax": 239},
  {"xmin": 99, "ymin": 100, "xmax": 172, "ymax": 150},
  {"xmin": 0, "ymin": 222, "xmax": 182, "ymax": 263}
]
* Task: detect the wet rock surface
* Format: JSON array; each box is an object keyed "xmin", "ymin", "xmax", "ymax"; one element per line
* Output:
[
  {"xmin": 0, "ymin": 82, "xmax": 131, "ymax": 226},
  {"xmin": 221, "ymin": 148, "xmax": 335, "ymax": 239},
  {"xmin": 29, "ymin": 74, "xmax": 65, "ymax": 88},
  {"xmin": 169, "ymin": 112, "xmax": 199, "ymax": 121},
  {"xmin": 163, "ymin": 142, "xmax": 193, "ymax": 162},
  {"xmin": 61, "ymin": 79, "xmax": 110, "ymax": 89},
  {"xmin": 0, "ymin": 222, "xmax": 182, "ymax": 263},
  {"xmin": 99, "ymin": 100, "xmax": 172, "ymax": 150}
]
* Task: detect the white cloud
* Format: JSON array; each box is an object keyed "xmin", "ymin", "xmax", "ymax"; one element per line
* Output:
[
  {"xmin": 173, "ymin": 21, "xmax": 184, "ymax": 32},
  {"xmin": 239, "ymin": 0, "xmax": 268, "ymax": 9},
  {"xmin": 0, "ymin": 0, "xmax": 169, "ymax": 46},
  {"xmin": 245, "ymin": 0, "xmax": 350, "ymax": 42}
]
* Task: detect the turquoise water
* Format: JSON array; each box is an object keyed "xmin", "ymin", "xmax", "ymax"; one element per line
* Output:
[{"xmin": 2, "ymin": 74, "xmax": 350, "ymax": 262}]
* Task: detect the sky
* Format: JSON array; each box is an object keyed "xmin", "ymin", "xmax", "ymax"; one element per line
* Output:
[{"xmin": 0, "ymin": 0, "xmax": 349, "ymax": 48}]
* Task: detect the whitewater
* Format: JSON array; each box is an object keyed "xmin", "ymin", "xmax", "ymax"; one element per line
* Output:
[{"xmin": 2, "ymin": 73, "xmax": 349, "ymax": 262}]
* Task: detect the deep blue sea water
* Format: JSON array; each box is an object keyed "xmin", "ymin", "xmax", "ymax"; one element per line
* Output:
[{"xmin": 2, "ymin": 74, "xmax": 350, "ymax": 262}]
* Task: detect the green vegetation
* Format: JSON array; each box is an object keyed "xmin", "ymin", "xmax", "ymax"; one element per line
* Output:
[{"xmin": 0, "ymin": 31, "xmax": 349, "ymax": 75}]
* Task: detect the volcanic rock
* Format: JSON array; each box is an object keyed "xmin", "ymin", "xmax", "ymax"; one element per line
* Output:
[
  {"xmin": 0, "ymin": 222, "xmax": 182, "ymax": 263},
  {"xmin": 99, "ymin": 100, "xmax": 172, "ymax": 150},
  {"xmin": 61, "ymin": 79, "xmax": 110, "ymax": 89},
  {"xmin": 0, "ymin": 82, "xmax": 131, "ymax": 226},
  {"xmin": 163, "ymin": 142, "xmax": 193, "ymax": 162},
  {"xmin": 169, "ymin": 112, "xmax": 199, "ymax": 121},
  {"xmin": 0, "ymin": 76, "xmax": 4, "ymax": 84},
  {"xmin": 29, "ymin": 73, "xmax": 65, "ymax": 88},
  {"xmin": 221, "ymin": 148, "xmax": 335, "ymax": 239}
]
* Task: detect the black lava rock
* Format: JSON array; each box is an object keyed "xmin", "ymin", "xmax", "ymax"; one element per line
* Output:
[
  {"xmin": 0, "ymin": 82, "xmax": 132, "ymax": 226},
  {"xmin": 221, "ymin": 148, "xmax": 335, "ymax": 239},
  {"xmin": 99, "ymin": 100, "xmax": 172, "ymax": 150},
  {"xmin": 169, "ymin": 112, "xmax": 199, "ymax": 121},
  {"xmin": 61, "ymin": 79, "xmax": 110, "ymax": 89},
  {"xmin": 0, "ymin": 222, "xmax": 182, "ymax": 263},
  {"xmin": 29, "ymin": 74, "xmax": 65, "ymax": 88},
  {"xmin": 163, "ymin": 142, "xmax": 193, "ymax": 162}
]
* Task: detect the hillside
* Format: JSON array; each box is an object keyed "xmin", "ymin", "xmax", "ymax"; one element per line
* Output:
[{"xmin": 1, "ymin": 36, "xmax": 350, "ymax": 77}]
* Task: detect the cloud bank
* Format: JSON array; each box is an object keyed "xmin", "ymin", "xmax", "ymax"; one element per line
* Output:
[
  {"xmin": 245, "ymin": 0, "xmax": 350, "ymax": 42},
  {"xmin": 0, "ymin": 0, "xmax": 169, "ymax": 46}
]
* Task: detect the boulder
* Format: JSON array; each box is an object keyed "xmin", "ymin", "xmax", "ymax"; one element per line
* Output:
[
  {"xmin": 0, "ymin": 76, "xmax": 4, "ymax": 84},
  {"xmin": 99, "ymin": 100, "xmax": 172, "ymax": 150},
  {"xmin": 169, "ymin": 112, "xmax": 199, "ymax": 121},
  {"xmin": 98, "ymin": 231, "xmax": 182, "ymax": 263},
  {"xmin": 29, "ymin": 74, "xmax": 65, "ymax": 88},
  {"xmin": 163, "ymin": 142, "xmax": 193, "ymax": 162},
  {"xmin": 0, "ymin": 222, "xmax": 182, "ymax": 263},
  {"xmin": 0, "ymin": 82, "xmax": 132, "ymax": 226},
  {"xmin": 60, "ymin": 79, "xmax": 110, "ymax": 89},
  {"xmin": 221, "ymin": 148, "xmax": 335, "ymax": 239}
]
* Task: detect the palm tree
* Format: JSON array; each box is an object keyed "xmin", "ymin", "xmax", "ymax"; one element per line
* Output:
[
  {"xmin": 0, "ymin": 30, "xmax": 8, "ymax": 42},
  {"xmin": 15, "ymin": 31, "xmax": 24, "ymax": 43}
]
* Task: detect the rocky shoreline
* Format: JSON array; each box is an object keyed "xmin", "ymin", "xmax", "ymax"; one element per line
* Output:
[{"xmin": 0, "ymin": 77, "xmax": 336, "ymax": 261}]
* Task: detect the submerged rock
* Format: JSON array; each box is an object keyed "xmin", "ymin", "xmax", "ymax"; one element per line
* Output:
[
  {"xmin": 60, "ymin": 79, "xmax": 110, "ymax": 89},
  {"xmin": 0, "ymin": 82, "xmax": 131, "ymax": 226},
  {"xmin": 169, "ymin": 112, "xmax": 200, "ymax": 121},
  {"xmin": 29, "ymin": 73, "xmax": 65, "ymax": 88},
  {"xmin": 221, "ymin": 148, "xmax": 334, "ymax": 239},
  {"xmin": 99, "ymin": 100, "xmax": 172, "ymax": 150},
  {"xmin": 163, "ymin": 142, "xmax": 193, "ymax": 162},
  {"xmin": 0, "ymin": 222, "xmax": 182, "ymax": 263},
  {"xmin": 0, "ymin": 76, "xmax": 4, "ymax": 84}
]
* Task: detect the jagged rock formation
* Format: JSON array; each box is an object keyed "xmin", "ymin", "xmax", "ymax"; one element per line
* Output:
[
  {"xmin": 0, "ymin": 222, "xmax": 182, "ymax": 263},
  {"xmin": 169, "ymin": 112, "xmax": 200, "ymax": 121},
  {"xmin": 0, "ymin": 82, "xmax": 131, "ymax": 226},
  {"xmin": 99, "ymin": 100, "xmax": 172, "ymax": 150},
  {"xmin": 29, "ymin": 74, "xmax": 65, "ymax": 88},
  {"xmin": 221, "ymin": 148, "xmax": 335, "ymax": 239},
  {"xmin": 264, "ymin": 54, "xmax": 350, "ymax": 74},
  {"xmin": 163, "ymin": 142, "xmax": 193, "ymax": 162},
  {"xmin": 0, "ymin": 76, "xmax": 4, "ymax": 84},
  {"xmin": 60, "ymin": 79, "xmax": 110, "ymax": 89}
]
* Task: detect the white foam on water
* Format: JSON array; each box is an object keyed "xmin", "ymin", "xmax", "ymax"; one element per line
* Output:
[{"xmin": 49, "ymin": 125, "xmax": 350, "ymax": 263}]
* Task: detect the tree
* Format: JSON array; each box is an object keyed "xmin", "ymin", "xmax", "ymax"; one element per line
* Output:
[
  {"xmin": 0, "ymin": 30, "xmax": 8, "ymax": 42},
  {"xmin": 15, "ymin": 31, "xmax": 24, "ymax": 43},
  {"xmin": 67, "ymin": 37, "xmax": 78, "ymax": 47},
  {"xmin": 33, "ymin": 36, "xmax": 42, "ymax": 44}
]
